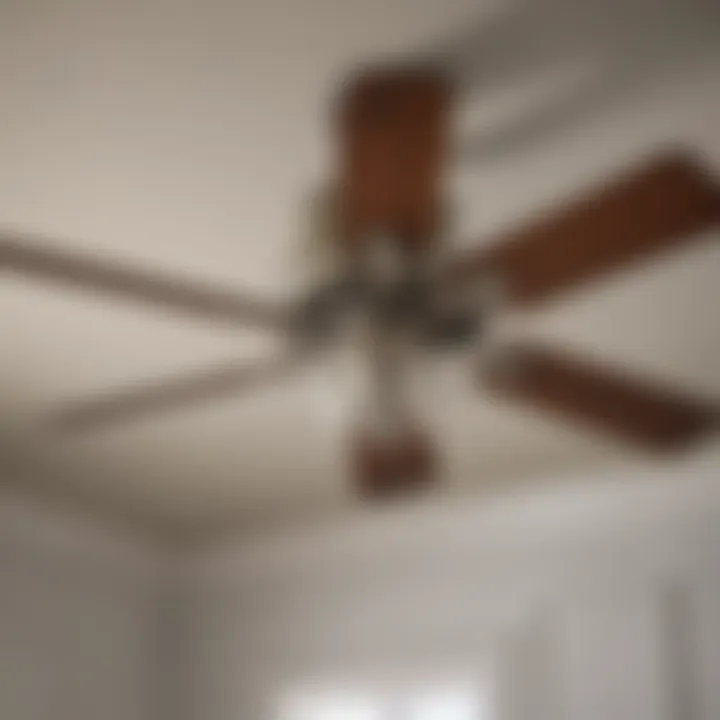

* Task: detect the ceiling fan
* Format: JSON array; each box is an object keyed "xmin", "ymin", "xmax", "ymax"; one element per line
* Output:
[{"xmin": 2, "ymin": 46, "xmax": 720, "ymax": 500}]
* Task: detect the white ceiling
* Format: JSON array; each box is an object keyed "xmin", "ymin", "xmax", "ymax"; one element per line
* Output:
[{"xmin": 1, "ymin": 0, "xmax": 719, "ymax": 539}]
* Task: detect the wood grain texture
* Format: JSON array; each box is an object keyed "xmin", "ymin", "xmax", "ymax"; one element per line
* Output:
[
  {"xmin": 450, "ymin": 152, "xmax": 720, "ymax": 305},
  {"xmin": 482, "ymin": 344, "xmax": 720, "ymax": 451},
  {"xmin": 337, "ymin": 68, "xmax": 451, "ymax": 252},
  {"xmin": 353, "ymin": 427, "xmax": 437, "ymax": 499}
]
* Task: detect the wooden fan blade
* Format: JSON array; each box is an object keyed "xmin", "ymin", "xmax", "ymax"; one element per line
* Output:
[
  {"xmin": 448, "ymin": 152, "xmax": 720, "ymax": 306},
  {"xmin": 481, "ymin": 344, "xmax": 719, "ymax": 452},
  {"xmin": 353, "ymin": 425, "xmax": 437, "ymax": 500},
  {"xmin": 0, "ymin": 231, "xmax": 290, "ymax": 331},
  {"xmin": 337, "ymin": 68, "xmax": 451, "ymax": 251},
  {"xmin": 49, "ymin": 352, "xmax": 307, "ymax": 433}
]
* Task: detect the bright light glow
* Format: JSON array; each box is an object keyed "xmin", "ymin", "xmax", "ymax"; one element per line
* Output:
[
  {"xmin": 279, "ymin": 689, "xmax": 383, "ymax": 720},
  {"xmin": 405, "ymin": 687, "xmax": 484, "ymax": 720},
  {"xmin": 279, "ymin": 682, "xmax": 488, "ymax": 720}
]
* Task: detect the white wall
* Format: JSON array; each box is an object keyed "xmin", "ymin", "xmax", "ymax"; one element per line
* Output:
[
  {"xmin": 3, "ymin": 457, "xmax": 720, "ymax": 720},
  {"xmin": 0, "ymin": 486, "xmax": 172, "ymax": 720},
  {"xmin": 185, "ymin": 453, "xmax": 720, "ymax": 720}
]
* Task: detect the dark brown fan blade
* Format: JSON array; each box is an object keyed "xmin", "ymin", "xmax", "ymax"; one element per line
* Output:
[
  {"xmin": 337, "ymin": 68, "xmax": 451, "ymax": 251},
  {"xmin": 49, "ymin": 351, "xmax": 307, "ymax": 433},
  {"xmin": 352, "ymin": 426, "xmax": 437, "ymax": 500},
  {"xmin": 0, "ymin": 232, "xmax": 290, "ymax": 331},
  {"xmin": 481, "ymin": 344, "xmax": 719, "ymax": 452},
  {"xmin": 448, "ymin": 152, "xmax": 720, "ymax": 306}
]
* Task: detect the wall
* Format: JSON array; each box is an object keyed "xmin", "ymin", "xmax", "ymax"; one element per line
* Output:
[
  {"xmin": 0, "ymin": 485, "xmax": 172, "ymax": 720},
  {"xmin": 3, "ymin": 457, "xmax": 720, "ymax": 720},
  {"xmin": 186, "ymin": 453, "xmax": 720, "ymax": 720}
]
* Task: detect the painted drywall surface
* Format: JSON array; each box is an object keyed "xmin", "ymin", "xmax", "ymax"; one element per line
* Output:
[
  {"xmin": 0, "ymin": 487, "xmax": 171, "ymax": 720},
  {"xmin": 185, "ymin": 456, "xmax": 720, "ymax": 720},
  {"xmin": 2, "ymin": 458, "xmax": 720, "ymax": 720}
]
